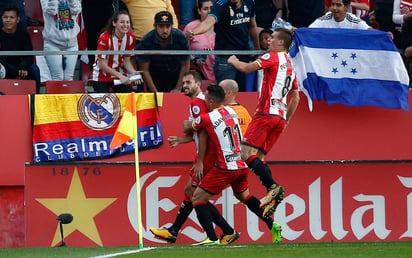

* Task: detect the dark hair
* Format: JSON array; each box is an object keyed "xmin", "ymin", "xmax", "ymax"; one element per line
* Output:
[
  {"xmin": 206, "ymin": 84, "xmax": 225, "ymax": 105},
  {"xmin": 193, "ymin": 0, "xmax": 213, "ymax": 20},
  {"xmin": 274, "ymin": 27, "xmax": 293, "ymax": 51},
  {"xmin": 259, "ymin": 28, "xmax": 273, "ymax": 38},
  {"xmin": 102, "ymin": 10, "xmax": 132, "ymax": 35},
  {"xmin": 342, "ymin": 0, "xmax": 351, "ymax": 6},
  {"xmin": 2, "ymin": 4, "xmax": 20, "ymax": 16},
  {"xmin": 184, "ymin": 70, "xmax": 203, "ymax": 83}
]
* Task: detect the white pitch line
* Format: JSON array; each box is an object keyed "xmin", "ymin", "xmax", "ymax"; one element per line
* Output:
[{"xmin": 89, "ymin": 247, "xmax": 156, "ymax": 258}]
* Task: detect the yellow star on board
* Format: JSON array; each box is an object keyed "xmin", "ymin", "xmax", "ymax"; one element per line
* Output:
[{"xmin": 36, "ymin": 167, "xmax": 117, "ymax": 246}]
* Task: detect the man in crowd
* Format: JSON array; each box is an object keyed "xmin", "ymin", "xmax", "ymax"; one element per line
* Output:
[
  {"xmin": 138, "ymin": 11, "xmax": 190, "ymax": 92},
  {"xmin": 309, "ymin": 0, "xmax": 370, "ymax": 29},
  {"xmin": 228, "ymin": 28, "xmax": 300, "ymax": 218},
  {"xmin": 184, "ymin": 0, "xmax": 259, "ymax": 92}
]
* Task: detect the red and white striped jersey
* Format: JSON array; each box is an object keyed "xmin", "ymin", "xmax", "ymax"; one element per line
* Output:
[
  {"xmin": 255, "ymin": 52, "xmax": 299, "ymax": 119},
  {"xmin": 189, "ymin": 93, "xmax": 208, "ymax": 150},
  {"xmin": 348, "ymin": 0, "xmax": 369, "ymax": 18},
  {"xmin": 193, "ymin": 106, "xmax": 247, "ymax": 171},
  {"xmin": 92, "ymin": 30, "xmax": 136, "ymax": 82}
]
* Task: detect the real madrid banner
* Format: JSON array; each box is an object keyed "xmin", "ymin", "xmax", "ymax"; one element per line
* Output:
[{"xmin": 32, "ymin": 93, "xmax": 163, "ymax": 162}]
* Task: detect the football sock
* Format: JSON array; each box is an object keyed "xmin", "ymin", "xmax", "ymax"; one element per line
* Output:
[
  {"xmin": 207, "ymin": 201, "xmax": 233, "ymax": 235},
  {"xmin": 245, "ymin": 195, "xmax": 273, "ymax": 230},
  {"xmin": 169, "ymin": 200, "xmax": 193, "ymax": 235},
  {"xmin": 194, "ymin": 202, "xmax": 218, "ymax": 241},
  {"xmin": 246, "ymin": 155, "xmax": 277, "ymax": 190}
]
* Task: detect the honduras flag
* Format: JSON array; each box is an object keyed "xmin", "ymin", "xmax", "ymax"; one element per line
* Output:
[{"xmin": 289, "ymin": 28, "xmax": 410, "ymax": 111}]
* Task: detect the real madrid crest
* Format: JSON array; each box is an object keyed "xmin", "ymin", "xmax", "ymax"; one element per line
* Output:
[{"xmin": 77, "ymin": 94, "xmax": 121, "ymax": 131}]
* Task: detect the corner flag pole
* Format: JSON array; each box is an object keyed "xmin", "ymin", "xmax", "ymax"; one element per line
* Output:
[{"xmin": 132, "ymin": 97, "xmax": 144, "ymax": 249}]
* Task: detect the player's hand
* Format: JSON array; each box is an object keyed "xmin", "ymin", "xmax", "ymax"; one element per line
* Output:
[
  {"xmin": 192, "ymin": 161, "xmax": 204, "ymax": 183},
  {"xmin": 167, "ymin": 135, "xmax": 180, "ymax": 148}
]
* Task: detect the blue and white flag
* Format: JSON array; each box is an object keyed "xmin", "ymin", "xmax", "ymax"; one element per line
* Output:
[{"xmin": 289, "ymin": 28, "xmax": 410, "ymax": 111}]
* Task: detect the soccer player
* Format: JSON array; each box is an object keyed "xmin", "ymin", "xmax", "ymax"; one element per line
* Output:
[
  {"xmin": 228, "ymin": 27, "xmax": 300, "ymax": 218},
  {"xmin": 149, "ymin": 70, "xmax": 239, "ymax": 245},
  {"xmin": 183, "ymin": 84, "xmax": 283, "ymax": 245}
]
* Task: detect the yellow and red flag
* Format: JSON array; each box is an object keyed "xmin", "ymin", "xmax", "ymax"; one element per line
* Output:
[{"xmin": 110, "ymin": 92, "xmax": 136, "ymax": 149}]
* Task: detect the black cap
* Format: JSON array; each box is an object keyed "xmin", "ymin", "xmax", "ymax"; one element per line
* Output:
[{"xmin": 154, "ymin": 11, "xmax": 173, "ymax": 25}]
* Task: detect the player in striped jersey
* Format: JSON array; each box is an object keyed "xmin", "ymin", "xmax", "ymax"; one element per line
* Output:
[
  {"xmin": 228, "ymin": 27, "xmax": 300, "ymax": 218},
  {"xmin": 183, "ymin": 84, "xmax": 284, "ymax": 245},
  {"xmin": 150, "ymin": 71, "xmax": 239, "ymax": 245}
]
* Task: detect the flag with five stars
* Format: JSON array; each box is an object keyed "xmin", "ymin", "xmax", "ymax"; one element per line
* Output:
[{"xmin": 290, "ymin": 28, "xmax": 410, "ymax": 111}]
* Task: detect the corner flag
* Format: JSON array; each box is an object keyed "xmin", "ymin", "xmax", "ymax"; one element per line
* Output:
[{"xmin": 110, "ymin": 92, "xmax": 136, "ymax": 149}]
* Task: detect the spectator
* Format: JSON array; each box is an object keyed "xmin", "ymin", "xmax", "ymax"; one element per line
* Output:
[
  {"xmin": 0, "ymin": 0, "xmax": 26, "ymax": 30},
  {"xmin": 402, "ymin": 18, "xmax": 412, "ymax": 87},
  {"xmin": 122, "ymin": 0, "xmax": 178, "ymax": 43},
  {"xmin": 178, "ymin": 0, "xmax": 196, "ymax": 26},
  {"xmin": 375, "ymin": 0, "xmax": 396, "ymax": 33},
  {"xmin": 325, "ymin": 0, "xmax": 369, "ymax": 19},
  {"xmin": 41, "ymin": 0, "xmax": 81, "ymax": 81},
  {"xmin": 259, "ymin": 28, "xmax": 273, "ymax": 51},
  {"xmin": 183, "ymin": 0, "xmax": 215, "ymax": 82},
  {"xmin": 255, "ymin": 0, "xmax": 282, "ymax": 29},
  {"xmin": 185, "ymin": 0, "xmax": 259, "ymax": 92},
  {"xmin": 81, "ymin": 0, "xmax": 115, "ymax": 69},
  {"xmin": 286, "ymin": 0, "xmax": 325, "ymax": 27},
  {"xmin": 91, "ymin": 10, "xmax": 141, "ymax": 93},
  {"xmin": 0, "ymin": 5, "xmax": 41, "ymax": 93},
  {"xmin": 309, "ymin": 0, "xmax": 371, "ymax": 29},
  {"xmin": 0, "ymin": 62, "xmax": 5, "ymax": 79},
  {"xmin": 393, "ymin": 0, "xmax": 412, "ymax": 87},
  {"xmin": 255, "ymin": 28, "xmax": 273, "ymax": 92},
  {"xmin": 392, "ymin": 0, "xmax": 412, "ymax": 26},
  {"xmin": 137, "ymin": 11, "xmax": 190, "ymax": 92}
]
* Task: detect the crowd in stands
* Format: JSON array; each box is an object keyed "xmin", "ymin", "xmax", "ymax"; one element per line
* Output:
[{"xmin": 0, "ymin": 0, "xmax": 411, "ymax": 94}]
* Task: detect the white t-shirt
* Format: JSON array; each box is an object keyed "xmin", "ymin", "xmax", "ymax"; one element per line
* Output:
[
  {"xmin": 309, "ymin": 12, "xmax": 370, "ymax": 30},
  {"xmin": 0, "ymin": 63, "xmax": 5, "ymax": 79}
]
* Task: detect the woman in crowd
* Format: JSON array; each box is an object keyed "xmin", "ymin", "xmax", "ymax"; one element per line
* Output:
[
  {"xmin": 183, "ymin": 0, "xmax": 215, "ymax": 82},
  {"xmin": 41, "ymin": 0, "xmax": 81, "ymax": 80},
  {"xmin": 91, "ymin": 10, "xmax": 141, "ymax": 93}
]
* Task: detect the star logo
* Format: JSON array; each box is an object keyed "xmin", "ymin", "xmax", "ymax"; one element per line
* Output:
[
  {"xmin": 351, "ymin": 68, "xmax": 358, "ymax": 75},
  {"xmin": 350, "ymin": 53, "xmax": 357, "ymax": 60},
  {"xmin": 36, "ymin": 168, "xmax": 117, "ymax": 246},
  {"xmin": 341, "ymin": 60, "xmax": 347, "ymax": 67},
  {"xmin": 331, "ymin": 52, "xmax": 338, "ymax": 59},
  {"xmin": 332, "ymin": 67, "xmax": 338, "ymax": 74}
]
